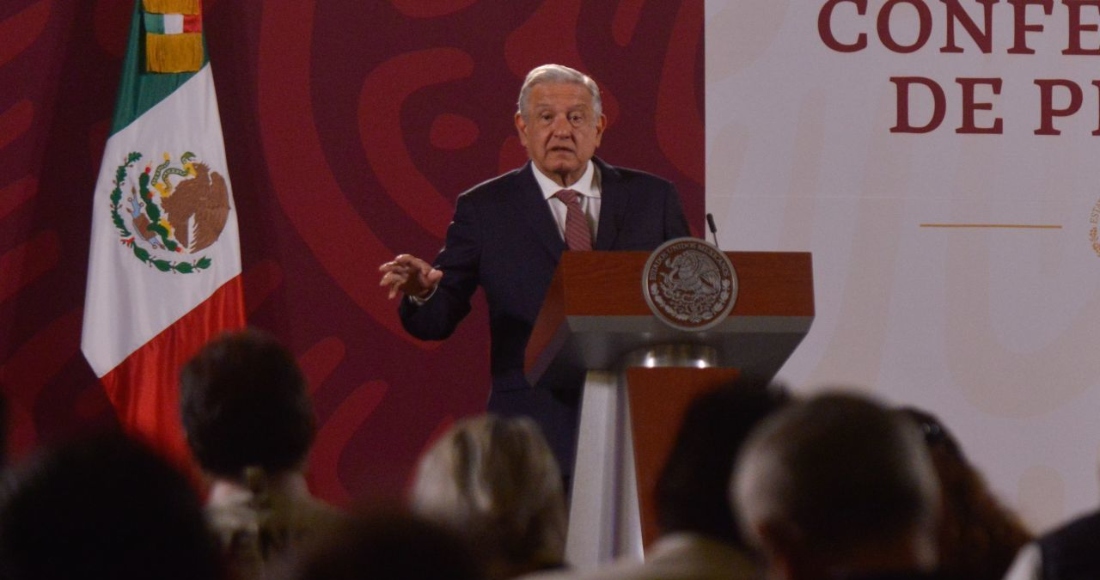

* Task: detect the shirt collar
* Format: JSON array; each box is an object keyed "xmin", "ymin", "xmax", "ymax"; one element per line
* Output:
[
  {"xmin": 207, "ymin": 471, "xmax": 312, "ymax": 506},
  {"xmin": 533, "ymin": 160, "xmax": 601, "ymax": 201}
]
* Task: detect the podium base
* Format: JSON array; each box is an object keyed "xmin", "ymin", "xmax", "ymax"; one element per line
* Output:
[
  {"xmin": 565, "ymin": 370, "xmax": 642, "ymax": 569},
  {"xmin": 564, "ymin": 364, "xmax": 743, "ymax": 570}
]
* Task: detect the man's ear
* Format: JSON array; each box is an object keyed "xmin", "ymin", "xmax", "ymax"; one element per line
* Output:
[
  {"xmin": 514, "ymin": 112, "xmax": 529, "ymax": 147},
  {"xmin": 593, "ymin": 113, "xmax": 606, "ymax": 147}
]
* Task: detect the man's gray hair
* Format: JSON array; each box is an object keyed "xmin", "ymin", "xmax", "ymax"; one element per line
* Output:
[
  {"xmin": 517, "ymin": 63, "xmax": 603, "ymax": 118},
  {"xmin": 731, "ymin": 391, "xmax": 940, "ymax": 558},
  {"xmin": 409, "ymin": 414, "xmax": 567, "ymax": 571}
]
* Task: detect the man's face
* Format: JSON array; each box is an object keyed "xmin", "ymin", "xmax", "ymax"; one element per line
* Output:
[{"xmin": 515, "ymin": 82, "xmax": 606, "ymax": 187}]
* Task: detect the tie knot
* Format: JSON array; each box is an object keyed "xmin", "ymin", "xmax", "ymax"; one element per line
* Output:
[{"xmin": 555, "ymin": 189, "xmax": 580, "ymax": 205}]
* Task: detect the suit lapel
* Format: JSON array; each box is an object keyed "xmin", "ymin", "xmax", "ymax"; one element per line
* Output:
[
  {"xmin": 514, "ymin": 162, "xmax": 567, "ymax": 258},
  {"xmin": 594, "ymin": 157, "xmax": 623, "ymax": 250}
]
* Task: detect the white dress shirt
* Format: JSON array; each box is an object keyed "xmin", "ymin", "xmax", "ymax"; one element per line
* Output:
[{"xmin": 1002, "ymin": 542, "xmax": 1041, "ymax": 580}]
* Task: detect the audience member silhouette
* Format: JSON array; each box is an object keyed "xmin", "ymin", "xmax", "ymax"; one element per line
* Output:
[
  {"xmin": 1003, "ymin": 475, "xmax": 1100, "ymax": 579},
  {"xmin": 0, "ymin": 431, "xmax": 219, "ymax": 580},
  {"xmin": 527, "ymin": 379, "xmax": 789, "ymax": 580},
  {"xmin": 410, "ymin": 414, "xmax": 566, "ymax": 580},
  {"xmin": 732, "ymin": 391, "xmax": 942, "ymax": 580},
  {"xmin": 181, "ymin": 328, "xmax": 339, "ymax": 580},
  {"xmin": 283, "ymin": 507, "xmax": 484, "ymax": 580},
  {"xmin": 897, "ymin": 407, "xmax": 1031, "ymax": 580}
]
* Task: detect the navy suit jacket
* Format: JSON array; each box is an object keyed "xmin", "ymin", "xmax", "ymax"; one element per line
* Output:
[{"xmin": 399, "ymin": 157, "xmax": 691, "ymax": 470}]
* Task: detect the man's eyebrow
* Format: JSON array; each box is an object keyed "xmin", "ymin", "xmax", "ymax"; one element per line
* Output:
[{"xmin": 531, "ymin": 104, "xmax": 588, "ymax": 112}]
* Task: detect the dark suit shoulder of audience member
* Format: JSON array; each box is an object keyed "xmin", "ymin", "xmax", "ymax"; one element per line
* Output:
[
  {"xmin": 897, "ymin": 407, "xmax": 1032, "ymax": 580},
  {"xmin": 523, "ymin": 377, "xmax": 789, "ymax": 580},
  {"xmin": 282, "ymin": 507, "xmax": 484, "ymax": 580},
  {"xmin": 181, "ymin": 328, "xmax": 341, "ymax": 580},
  {"xmin": 1004, "ymin": 507, "xmax": 1100, "ymax": 580},
  {"xmin": 0, "ymin": 431, "xmax": 220, "ymax": 580}
]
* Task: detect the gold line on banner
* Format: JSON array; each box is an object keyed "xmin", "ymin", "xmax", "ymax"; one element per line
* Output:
[{"xmin": 919, "ymin": 224, "xmax": 1063, "ymax": 230}]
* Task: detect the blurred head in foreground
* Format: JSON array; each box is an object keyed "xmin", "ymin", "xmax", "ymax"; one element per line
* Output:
[
  {"xmin": 181, "ymin": 327, "xmax": 316, "ymax": 481},
  {"xmin": 0, "ymin": 431, "xmax": 218, "ymax": 580},
  {"xmin": 181, "ymin": 328, "xmax": 338, "ymax": 580},
  {"xmin": 656, "ymin": 378, "xmax": 790, "ymax": 545},
  {"xmin": 898, "ymin": 407, "xmax": 1032, "ymax": 580},
  {"xmin": 410, "ymin": 414, "xmax": 565, "ymax": 580},
  {"xmin": 285, "ymin": 508, "xmax": 483, "ymax": 580},
  {"xmin": 732, "ymin": 391, "xmax": 940, "ymax": 580}
]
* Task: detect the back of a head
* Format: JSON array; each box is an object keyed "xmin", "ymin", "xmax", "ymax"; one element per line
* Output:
[
  {"xmin": 409, "ymin": 414, "xmax": 566, "ymax": 578},
  {"xmin": 0, "ymin": 431, "xmax": 219, "ymax": 580},
  {"xmin": 287, "ymin": 508, "xmax": 484, "ymax": 580},
  {"xmin": 181, "ymin": 328, "xmax": 316, "ymax": 479},
  {"xmin": 898, "ymin": 407, "xmax": 1032, "ymax": 580},
  {"xmin": 733, "ymin": 391, "xmax": 939, "ymax": 568},
  {"xmin": 655, "ymin": 378, "xmax": 789, "ymax": 545}
]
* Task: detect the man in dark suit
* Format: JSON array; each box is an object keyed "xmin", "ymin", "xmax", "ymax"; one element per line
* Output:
[{"xmin": 378, "ymin": 64, "xmax": 690, "ymax": 474}]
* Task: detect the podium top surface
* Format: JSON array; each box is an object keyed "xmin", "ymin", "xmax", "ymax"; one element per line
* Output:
[
  {"xmin": 525, "ymin": 250, "xmax": 814, "ymax": 383},
  {"xmin": 546, "ymin": 251, "xmax": 813, "ymax": 317}
]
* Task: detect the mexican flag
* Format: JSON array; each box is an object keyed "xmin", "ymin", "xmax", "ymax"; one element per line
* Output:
[{"xmin": 82, "ymin": 0, "xmax": 244, "ymax": 469}]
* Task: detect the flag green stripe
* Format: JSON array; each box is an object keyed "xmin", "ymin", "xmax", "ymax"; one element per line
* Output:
[
  {"xmin": 143, "ymin": 13, "xmax": 165, "ymax": 34},
  {"xmin": 109, "ymin": 0, "xmax": 209, "ymax": 135}
]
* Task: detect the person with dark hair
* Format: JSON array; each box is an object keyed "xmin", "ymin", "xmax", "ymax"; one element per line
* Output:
[
  {"xmin": 732, "ymin": 391, "xmax": 943, "ymax": 580},
  {"xmin": 180, "ymin": 328, "xmax": 339, "ymax": 580},
  {"xmin": 0, "ymin": 431, "xmax": 220, "ymax": 580},
  {"xmin": 529, "ymin": 379, "xmax": 789, "ymax": 580},
  {"xmin": 896, "ymin": 407, "xmax": 1032, "ymax": 580},
  {"xmin": 285, "ymin": 508, "xmax": 484, "ymax": 580}
]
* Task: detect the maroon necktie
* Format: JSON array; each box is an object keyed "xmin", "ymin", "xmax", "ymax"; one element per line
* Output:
[{"xmin": 554, "ymin": 189, "xmax": 593, "ymax": 251}]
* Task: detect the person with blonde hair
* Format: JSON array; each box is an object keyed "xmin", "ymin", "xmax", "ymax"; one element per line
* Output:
[
  {"xmin": 528, "ymin": 379, "xmax": 789, "ymax": 580},
  {"xmin": 410, "ymin": 414, "xmax": 567, "ymax": 580}
]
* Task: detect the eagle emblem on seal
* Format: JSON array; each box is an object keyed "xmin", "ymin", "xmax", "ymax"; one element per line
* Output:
[
  {"xmin": 109, "ymin": 151, "xmax": 231, "ymax": 273},
  {"xmin": 643, "ymin": 238, "xmax": 738, "ymax": 331}
]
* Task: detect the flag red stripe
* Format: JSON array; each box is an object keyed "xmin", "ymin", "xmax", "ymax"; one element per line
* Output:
[
  {"xmin": 183, "ymin": 13, "xmax": 201, "ymax": 33},
  {"xmin": 99, "ymin": 275, "xmax": 245, "ymax": 469}
]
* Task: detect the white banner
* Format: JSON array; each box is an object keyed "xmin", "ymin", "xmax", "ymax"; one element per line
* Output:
[{"xmin": 707, "ymin": 0, "xmax": 1100, "ymax": 530}]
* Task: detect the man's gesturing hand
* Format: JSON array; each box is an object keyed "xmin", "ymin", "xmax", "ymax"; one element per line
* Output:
[{"xmin": 378, "ymin": 255, "xmax": 443, "ymax": 300}]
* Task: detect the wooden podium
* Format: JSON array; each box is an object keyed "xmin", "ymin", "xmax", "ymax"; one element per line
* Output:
[{"xmin": 525, "ymin": 250, "xmax": 814, "ymax": 569}]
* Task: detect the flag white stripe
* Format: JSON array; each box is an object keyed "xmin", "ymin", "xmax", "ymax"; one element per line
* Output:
[{"xmin": 163, "ymin": 14, "xmax": 184, "ymax": 34}]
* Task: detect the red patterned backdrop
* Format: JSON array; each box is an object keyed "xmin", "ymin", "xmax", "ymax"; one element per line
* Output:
[{"xmin": 0, "ymin": 0, "xmax": 703, "ymax": 503}]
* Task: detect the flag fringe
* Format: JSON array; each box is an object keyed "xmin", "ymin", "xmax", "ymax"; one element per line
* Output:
[
  {"xmin": 143, "ymin": 0, "xmax": 200, "ymax": 14},
  {"xmin": 146, "ymin": 33, "xmax": 203, "ymax": 73}
]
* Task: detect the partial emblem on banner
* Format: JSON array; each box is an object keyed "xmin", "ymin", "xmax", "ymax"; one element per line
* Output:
[
  {"xmin": 108, "ymin": 150, "xmax": 231, "ymax": 274},
  {"xmin": 1089, "ymin": 195, "xmax": 1100, "ymax": 258},
  {"xmin": 642, "ymin": 238, "xmax": 737, "ymax": 331}
]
